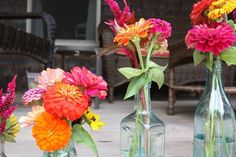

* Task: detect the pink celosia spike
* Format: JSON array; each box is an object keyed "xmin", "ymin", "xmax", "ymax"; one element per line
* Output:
[
  {"xmin": 0, "ymin": 90, "xmax": 3, "ymax": 107},
  {"xmin": 4, "ymin": 75, "xmax": 17, "ymax": 107},
  {"xmin": 105, "ymin": 0, "xmax": 122, "ymax": 20}
]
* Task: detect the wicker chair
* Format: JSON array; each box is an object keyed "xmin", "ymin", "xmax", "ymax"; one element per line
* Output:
[
  {"xmin": 0, "ymin": 12, "xmax": 56, "ymax": 67},
  {"xmin": 166, "ymin": 40, "xmax": 236, "ymax": 115}
]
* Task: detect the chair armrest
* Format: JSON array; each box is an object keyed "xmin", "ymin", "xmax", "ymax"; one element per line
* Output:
[
  {"xmin": 168, "ymin": 40, "xmax": 194, "ymax": 68},
  {"xmin": 0, "ymin": 12, "xmax": 56, "ymax": 46}
]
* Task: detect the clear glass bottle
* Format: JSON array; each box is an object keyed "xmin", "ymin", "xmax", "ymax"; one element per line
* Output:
[
  {"xmin": 193, "ymin": 60, "xmax": 236, "ymax": 157},
  {"xmin": 43, "ymin": 140, "xmax": 77, "ymax": 157},
  {"xmin": 0, "ymin": 135, "xmax": 6, "ymax": 157},
  {"xmin": 120, "ymin": 83, "xmax": 165, "ymax": 157}
]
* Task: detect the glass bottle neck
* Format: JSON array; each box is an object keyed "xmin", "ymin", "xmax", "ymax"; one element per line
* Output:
[
  {"xmin": 134, "ymin": 83, "xmax": 152, "ymax": 114},
  {"xmin": 203, "ymin": 60, "xmax": 224, "ymax": 95}
]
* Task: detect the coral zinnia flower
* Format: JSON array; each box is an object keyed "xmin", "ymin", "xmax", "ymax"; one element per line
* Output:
[
  {"xmin": 43, "ymin": 82, "xmax": 89, "ymax": 120},
  {"xmin": 185, "ymin": 22, "xmax": 236, "ymax": 55},
  {"xmin": 32, "ymin": 112, "xmax": 71, "ymax": 152},
  {"xmin": 190, "ymin": 0, "xmax": 213, "ymax": 25},
  {"xmin": 149, "ymin": 18, "xmax": 172, "ymax": 41},
  {"xmin": 19, "ymin": 105, "xmax": 45, "ymax": 128},
  {"xmin": 37, "ymin": 68, "xmax": 65, "ymax": 89},
  {"xmin": 22, "ymin": 88, "xmax": 45, "ymax": 105},
  {"xmin": 208, "ymin": 0, "xmax": 236, "ymax": 20},
  {"xmin": 63, "ymin": 67, "xmax": 108, "ymax": 100},
  {"xmin": 114, "ymin": 18, "xmax": 152, "ymax": 46}
]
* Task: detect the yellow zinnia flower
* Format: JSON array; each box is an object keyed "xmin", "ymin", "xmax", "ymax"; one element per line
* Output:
[
  {"xmin": 114, "ymin": 18, "xmax": 152, "ymax": 46},
  {"xmin": 84, "ymin": 107, "xmax": 105, "ymax": 131},
  {"xmin": 208, "ymin": 0, "xmax": 236, "ymax": 20}
]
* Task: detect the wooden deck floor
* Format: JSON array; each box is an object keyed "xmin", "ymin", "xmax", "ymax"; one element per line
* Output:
[{"xmin": 4, "ymin": 99, "xmax": 211, "ymax": 157}]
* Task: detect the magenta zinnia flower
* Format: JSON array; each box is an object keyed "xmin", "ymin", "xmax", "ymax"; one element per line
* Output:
[
  {"xmin": 63, "ymin": 67, "xmax": 108, "ymax": 100},
  {"xmin": 185, "ymin": 22, "xmax": 236, "ymax": 55},
  {"xmin": 149, "ymin": 18, "xmax": 172, "ymax": 41},
  {"xmin": 22, "ymin": 88, "xmax": 45, "ymax": 105},
  {"xmin": 0, "ymin": 76, "xmax": 17, "ymax": 133}
]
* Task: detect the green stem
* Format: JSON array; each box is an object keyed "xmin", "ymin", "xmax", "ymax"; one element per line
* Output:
[
  {"xmin": 133, "ymin": 41, "xmax": 144, "ymax": 70},
  {"xmin": 220, "ymin": 117, "xmax": 231, "ymax": 157},
  {"xmin": 146, "ymin": 34, "xmax": 158, "ymax": 67}
]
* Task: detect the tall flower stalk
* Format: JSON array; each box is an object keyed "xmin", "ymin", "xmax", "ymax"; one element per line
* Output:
[
  {"xmin": 187, "ymin": 1, "xmax": 236, "ymax": 155},
  {"xmin": 104, "ymin": 1, "xmax": 172, "ymax": 156}
]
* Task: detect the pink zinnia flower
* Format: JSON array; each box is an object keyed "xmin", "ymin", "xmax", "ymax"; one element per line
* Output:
[
  {"xmin": 63, "ymin": 67, "xmax": 108, "ymax": 100},
  {"xmin": 22, "ymin": 88, "xmax": 45, "ymax": 105},
  {"xmin": 37, "ymin": 68, "xmax": 65, "ymax": 89},
  {"xmin": 149, "ymin": 18, "xmax": 172, "ymax": 41},
  {"xmin": 19, "ymin": 105, "xmax": 45, "ymax": 128},
  {"xmin": 185, "ymin": 22, "xmax": 236, "ymax": 55}
]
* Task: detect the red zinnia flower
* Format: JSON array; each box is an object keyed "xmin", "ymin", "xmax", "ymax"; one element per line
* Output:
[
  {"xmin": 43, "ymin": 82, "xmax": 89, "ymax": 120},
  {"xmin": 190, "ymin": 0, "xmax": 213, "ymax": 25}
]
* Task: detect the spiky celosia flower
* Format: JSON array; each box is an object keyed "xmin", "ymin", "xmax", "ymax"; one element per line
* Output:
[{"xmin": 0, "ymin": 76, "xmax": 17, "ymax": 134}]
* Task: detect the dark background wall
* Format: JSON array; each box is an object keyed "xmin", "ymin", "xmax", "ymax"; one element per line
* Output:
[
  {"xmin": 0, "ymin": 0, "xmax": 197, "ymax": 91},
  {"xmin": 101, "ymin": 0, "xmax": 197, "ymax": 42}
]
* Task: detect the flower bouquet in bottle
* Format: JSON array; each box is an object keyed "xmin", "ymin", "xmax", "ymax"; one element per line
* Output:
[
  {"xmin": 186, "ymin": 0, "xmax": 236, "ymax": 156},
  {"xmin": 103, "ymin": 0, "xmax": 172, "ymax": 156},
  {"xmin": 20, "ymin": 67, "xmax": 108, "ymax": 157}
]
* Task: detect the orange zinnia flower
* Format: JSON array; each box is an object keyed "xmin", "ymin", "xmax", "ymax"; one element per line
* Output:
[
  {"xmin": 32, "ymin": 112, "xmax": 71, "ymax": 152},
  {"xmin": 190, "ymin": 0, "xmax": 213, "ymax": 25},
  {"xmin": 43, "ymin": 82, "xmax": 89, "ymax": 121},
  {"xmin": 114, "ymin": 18, "xmax": 152, "ymax": 46}
]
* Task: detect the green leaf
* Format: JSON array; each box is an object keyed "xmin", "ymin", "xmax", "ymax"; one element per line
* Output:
[
  {"xmin": 193, "ymin": 50, "xmax": 205, "ymax": 66},
  {"xmin": 227, "ymin": 20, "xmax": 235, "ymax": 30},
  {"xmin": 118, "ymin": 67, "xmax": 145, "ymax": 79},
  {"xmin": 148, "ymin": 68, "xmax": 164, "ymax": 89},
  {"xmin": 147, "ymin": 60, "xmax": 167, "ymax": 71},
  {"xmin": 220, "ymin": 47, "xmax": 236, "ymax": 66},
  {"xmin": 4, "ymin": 133, "xmax": 16, "ymax": 143},
  {"xmin": 206, "ymin": 53, "xmax": 213, "ymax": 71},
  {"xmin": 124, "ymin": 74, "xmax": 148, "ymax": 99},
  {"xmin": 72, "ymin": 124, "xmax": 98, "ymax": 156}
]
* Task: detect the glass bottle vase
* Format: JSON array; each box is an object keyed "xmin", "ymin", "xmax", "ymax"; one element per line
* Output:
[
  {"xmin": 43, "ymin": 140, "xmax": 77, "ymax": 157},
  {"xmin": 0, "ymin": 135, "xmax": 6, "ymax": 157},
  {"xmin": 193, "ymin": 60, "xmax": 236, "ymax": 157},
  {"xmin": 120, "ymin": 83, "xmax": 165, "ymax": 157}
]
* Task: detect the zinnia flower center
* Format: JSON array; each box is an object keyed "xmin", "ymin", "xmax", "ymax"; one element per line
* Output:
[{"xmin": 56, "ymin": 83, "xmax": 83, "ymax": 100}]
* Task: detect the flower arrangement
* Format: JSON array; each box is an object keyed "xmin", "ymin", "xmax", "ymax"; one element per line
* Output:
[
  {"xmin": 0, "ymin": 76, "xmax": 19, "ymax": 156},
  {"xmin": 104, "ymin": 0, "xmax": 171, "ymax": 156},
  {"xmin": 20, "ymin": 67, "xmax": 108, "ymax": 155},
  {"xmin": 187, "ymin": 0, "xmax": 236, "ymax": 70},
  {"xmin": 187, "ymin": 1, "xmax": 236, "ymax": 157},
  {"xmin": 104, "ymin": 0, "xmax": 172, "ymax": 99}
]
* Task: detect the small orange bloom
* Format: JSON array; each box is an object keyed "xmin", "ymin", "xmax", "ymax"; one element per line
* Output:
[
  {"xmin": 32, "ymin": 112, "xmax": 71, "ymax": 152},
  {"xmin": 114, "ymin": 18, "xmax": 152, "ymax": 46},
  {"xmin": 43, "ymin": 82, "xmax": 89, "ymax": 120}
]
